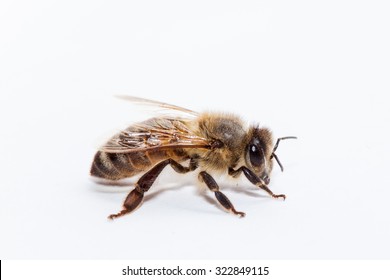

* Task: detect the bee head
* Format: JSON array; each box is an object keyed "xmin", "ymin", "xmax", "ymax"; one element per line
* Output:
[
  {"xmin": 245, "ymin": 126, "xmax": 297, "ymax": 184},
  {"xmin": 245, "ymin": 127, "xmax": 274, "ymax": 185}
]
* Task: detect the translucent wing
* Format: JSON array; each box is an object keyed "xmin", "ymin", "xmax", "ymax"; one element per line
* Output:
[
  {"xmin": 100, "ymin": 117, "xmax": 212, "ymax": 153},
  {"xmin": 115, "ymin": 95, "xmax": 199, "ymax": 117}
]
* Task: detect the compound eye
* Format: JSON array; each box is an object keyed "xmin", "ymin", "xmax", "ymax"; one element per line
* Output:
[{"xmin": 249, "ymin": 144, "xmax": 264, "ymax": 168}]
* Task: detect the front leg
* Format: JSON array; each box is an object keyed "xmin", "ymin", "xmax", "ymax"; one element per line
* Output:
[{"xmin": 228, "ymin": 167, "xmax": 286, "ymax": 200}]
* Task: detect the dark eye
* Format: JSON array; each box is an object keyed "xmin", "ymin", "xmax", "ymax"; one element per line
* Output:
[{"xmin": 249, "ymin": 144, "xmax": 264, "ymax": 167}]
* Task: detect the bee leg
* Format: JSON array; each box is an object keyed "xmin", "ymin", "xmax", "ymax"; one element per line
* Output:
[
  {"xmin": 108, "ymin": 158, "xmax": 198, "ymax": 219},
  {"xmin": 233, "ymin": 166, "xmax": 286, "ymax": 200},
  {"xmin": 108, "ymin": 188, "xmax": 144, "ymax": 220},
  {"xmin": 228, "ymin": 167, "xmax": 242, "ymax": 178},
  {"xmin": 198, "ymin": 171, "xmax": 246, "ymax": 218},
  {"xmin": 170, "ymin": 157, "xmax": 198, "ymax": 173}
]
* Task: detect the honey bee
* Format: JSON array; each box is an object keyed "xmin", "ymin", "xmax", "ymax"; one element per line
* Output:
[{"xmin": 90, "ymin": 96, "xmax": 296, "ymax": 219}]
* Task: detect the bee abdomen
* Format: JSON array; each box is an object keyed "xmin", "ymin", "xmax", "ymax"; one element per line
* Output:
[
  {"xmin": 90, "ymin": 149, "xmax": 188, "ymax": 180},
  {"xmin": 90, "ymin": 151, "xmax": 142, "ymax": 180}
]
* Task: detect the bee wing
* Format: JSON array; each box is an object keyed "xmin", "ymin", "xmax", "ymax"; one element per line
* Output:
[
  {"xmin": 100, "ymin": 117, "xmax": 212, "ymax": 153},
  {"xmin": 115, "ymin": 95, "xmax": 199, "ymax": 117}
]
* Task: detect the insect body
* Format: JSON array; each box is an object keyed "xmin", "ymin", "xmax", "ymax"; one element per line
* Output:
[{"xmin": 90, "ymin": 97, "xmax": 296, "ymax": 219}]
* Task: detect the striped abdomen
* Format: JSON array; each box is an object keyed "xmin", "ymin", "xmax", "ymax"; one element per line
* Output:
[{"xmin": 90, "ymin": 149, "xmax": 188, "ymax": 180}]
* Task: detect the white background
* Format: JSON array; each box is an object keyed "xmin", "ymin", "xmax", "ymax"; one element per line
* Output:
[{"xmin": 1, "ymin": 0, "xmax": 389, "ymax": 260}]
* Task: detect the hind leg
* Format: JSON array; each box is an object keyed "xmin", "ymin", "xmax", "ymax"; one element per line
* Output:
[{"xmin": 108, "ymin": 158, "xmax": 197, "ymax": 219}]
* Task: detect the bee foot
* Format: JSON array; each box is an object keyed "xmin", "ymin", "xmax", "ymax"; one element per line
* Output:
[
  {"xmin": 232, "ymin": 210, "xmax": 246, "ymax": 218},
  {"xmin": 107, "ymin": 209, "xmax": 129, "ymax": 220},
  {"xmin": 272, "ymin": 194, "xmax": 286, "ymax": 200}
]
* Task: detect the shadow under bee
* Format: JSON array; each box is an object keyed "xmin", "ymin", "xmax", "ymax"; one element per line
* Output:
[
  {"xmin": 92, "ymin": 175, "xmax": 268, "ymax": 213},
  {"xmin": 90, "ymin": 178, "xmax": 135, "ymax": 193}
]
